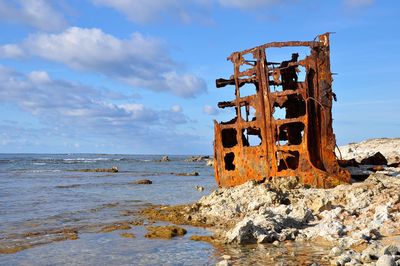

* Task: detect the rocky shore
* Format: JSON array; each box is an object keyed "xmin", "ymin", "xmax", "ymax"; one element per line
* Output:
[{"xmin": 142, "ymin": 138, "xmax": 400, "ymax": 265}]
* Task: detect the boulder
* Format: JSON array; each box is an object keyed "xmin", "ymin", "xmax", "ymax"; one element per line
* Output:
[
  {"xmin": 376, "ymin": 255, "xmax": 396, "ymax": 266},
  {"xmin": 361, "ymin": 152, "xmax": 388, "ymax": 165}
]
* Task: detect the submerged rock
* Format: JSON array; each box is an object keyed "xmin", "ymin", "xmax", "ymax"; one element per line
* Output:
[
  {"xmin": 120, "ymin": 232, "xmax": 135, "ymax": 238},
  {"xmin": 101, "ymin": 223, "xmax": 131, "ymax": 232},
  {"xmin": 133, "ymin": 179, "xmax": 152, "ymax": 185},
  {"xmin": 174, "ymin": 172, "xmax": 199, "ymax": 176},
  {"xmin": 78, "ymin": 166, "xmax": 119, "ymax": 173},
  {"xmin": 144, "ymin": 226, "xmax": 187, "ymax": 239}
]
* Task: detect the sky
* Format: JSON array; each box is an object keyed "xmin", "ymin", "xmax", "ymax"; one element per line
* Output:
[{"xmin": 0, "ymin": 0, "xmax": 399, "ymax": 155}]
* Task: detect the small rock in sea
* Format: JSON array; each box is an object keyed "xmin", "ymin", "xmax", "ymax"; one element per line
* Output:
[
  {"xmin": 133, "ymin": 179, "xmax": 152, "ymax": 185},
  {"xmin": 206, "ymin": 159, "xmax": 214, "ymax": 166},
  {"xmin": 195, "ymin": 186, "xmax": 204, "ymax": 191},
  {"xmin": 120, "ymin": 232, "xmax": 135, "ymax": 238},
  {"xmin": 376, "ymin": 255, "xmax": 396, "ymax": 266},
  {"xmin": 175, "ymin": 172, "xmax": 199, "ymax": 176},
  {"xmin": 160, "ymin": 155, "xmax": 170, "ymax": 162},
  {"xmin": 144, "ymin": 225, "xmax": 187, "ymax": 239},
  {"xmin": 189, "ymin": 235, "xmax": 215, "ymax": 243},
  {"xmin": 101, "ymin": 223, "xmax": 131, "ymax": 233}
]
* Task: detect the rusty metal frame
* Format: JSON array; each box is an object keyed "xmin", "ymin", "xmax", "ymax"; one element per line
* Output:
[{"xmin": 213, "ymin": 33, "xmax": 350, "ymax": 188}]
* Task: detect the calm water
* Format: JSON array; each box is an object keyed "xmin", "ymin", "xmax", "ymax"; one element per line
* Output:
[{"xmin": 0, "ymin": 154, "xmax": 331, "ymax": 265}]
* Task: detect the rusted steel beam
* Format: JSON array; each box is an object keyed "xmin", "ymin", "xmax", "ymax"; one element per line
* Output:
[{"xmin": 213, "ymin": 33, "xmax": 350, "ymax": 188}]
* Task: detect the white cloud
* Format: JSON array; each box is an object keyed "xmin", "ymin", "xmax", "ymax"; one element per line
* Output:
[
  {"xmin": 0, "ymin": 66, "xmax": 201, "ymax": 153},
  {"xmin": 0, "ymin": 27, "xmax": 207, "ymax": 98},
  {"xmin": 0, "ymin": 66, "xmax": 193, "ymax": 130},
  {"xmin": 0, "ymin": 44, "xmax": 24, "ymax": 58},
  {"xmin": 0, "ymin": 0, "xmax": 67, "ymax": 31},
  {"xmin": 28, "ymin": 71, "xmax": 51, "ymax": 83},
  {"xmin": 171, "ymin": 105, "xmax": 182, "ymax": 113},
  {"xmin": 203, "ymin": 105, "xmax": 219, "ymax": 115}
]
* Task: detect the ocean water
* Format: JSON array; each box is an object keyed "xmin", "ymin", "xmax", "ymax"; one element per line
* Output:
[{"xmin": 0, "ymin": 154, "xmax": 331, "ymax": 265}]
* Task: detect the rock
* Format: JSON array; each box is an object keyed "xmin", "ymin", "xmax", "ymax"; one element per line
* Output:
[
  {"xmin": 120, "ymin": 232, "xmax": 135, "ymax": 238},
  {"xmin": 133, "ymin": 179, "xmax": 152, "ymax": 185},
  {"xmin": 330, "ymin": 246, "xmax": 344, "ymax": 257},
  {"xmin": 382, "ymin": 245, "xmax": 400, "ymax": 256},
  {"xmin": 216, "ymin": 260, "xmax": 231, "ymax": 266},
  {"xmin": 226, "ymin": 218, "xmax": 271, "ymax": 244},
  {"xmin": 336, "ymin": 255, "xmax": 351, "ymax": 266},
  {"xmin": 368, "ymin": 165, "xmax": 386, "ymax": 172},
  {"xmin": 175, "ymin": 172, "xmax": 199, "ymax": 176},
  {"xmin": 361, "ymin": 152, "xmax": 388, "ymax": 165},
  {"xmin": 338, "ymin": 159, "xmax": 360, "ymax": 167},
  {"xmin": 189, "ymin": 235, "xmax": 215, "ymax": 243},
  {"xmin": 185, "ymin": 156, "xmax": 210, "ymax": 162},
  {"xmin": 145, "ymin": 225, "xmax": 187, "ymax": 239},
  {"xmin": 376, "ymin": 255, "xmax": 396, "ymax": 266},
  {"xmin": 289, "ymin": 206, "xmax": 314, "ymax": 223},
  {"xmin": 195, "ymin": 186, "xmax": 204, "ymax": 191},
  {"xmin": 309, "ymin": 197, "xmax": 332, "ymax": 213},
  {"xmin": 206, "ymin": 159, "xmax": 214, "ymax": 166},
  {"xmin": 373, "ymin": 205, "xmax": 390, "ymax": 228},
  {"xmin": 78, "ymin": 166, "xmax": 119, "ymax": 173},
  {"xmin": 360, "ymin": 253, "xmax": 372, "ymax": 263},
  {"xmin": 160, "ymin": 155, "xmax": 170, "ymax": 162},
  {"xmin": 101, "ymin": 223, "xmax": 131, "ymax": 232}
]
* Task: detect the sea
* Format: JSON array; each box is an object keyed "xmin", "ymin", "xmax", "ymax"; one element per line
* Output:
[{"xmin": 0, "ymin": 154, "xmax": 332, "ymax": 266}]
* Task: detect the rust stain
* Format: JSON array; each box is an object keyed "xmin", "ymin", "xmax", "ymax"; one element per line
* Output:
[{"xmin": 213, "ymin": 33, "xmax": 350, "ymax": 188}]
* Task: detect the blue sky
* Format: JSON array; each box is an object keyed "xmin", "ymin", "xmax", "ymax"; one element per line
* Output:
[{"xmin": 0, "ymin": 0, "xmax": 399, "ymax": 154}]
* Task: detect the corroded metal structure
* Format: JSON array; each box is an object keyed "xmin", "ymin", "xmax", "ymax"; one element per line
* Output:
[{"xmin": 213, "ymin": 33, "xmax": 350, "ymax": 188}]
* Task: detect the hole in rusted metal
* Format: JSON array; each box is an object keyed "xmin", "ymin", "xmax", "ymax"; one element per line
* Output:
[
  {"xmin": 242, "ymin": 127, "xmax": 262, "ymax": 147},
  {"xmin": 221, "ymin": 128, "xmax": 237, "ymax": 148},
  {"xmin": 239, "ymin": 83, "xmax": 258, "ymax": 98},
  {"xmin": 224, "ymin": 152, "xmax": 235, "ymax": 171},
  {"xmin": 277, "ymin": 151, "xmax": 300, "ymax": 171},
  {"xmin": 240, "ymin": 104, "xmax": 256, "ymax": 122},
  {"xmin": 276, "ymin": 122, "xmax": 305, "ymax": 146},
  {"xmin": 273, "ymin": 105, "xmax": 286, "ymax": 120}
]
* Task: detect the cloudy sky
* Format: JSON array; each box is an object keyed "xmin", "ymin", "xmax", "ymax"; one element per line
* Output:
[{"xmin": 0, "ymin": 0, "xmax": 399, "ymax": 154}]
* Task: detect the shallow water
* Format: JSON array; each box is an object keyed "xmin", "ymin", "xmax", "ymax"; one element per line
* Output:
[{"xmin": 0, "ymin": 154, "xmax": 331, "ymax": 265}]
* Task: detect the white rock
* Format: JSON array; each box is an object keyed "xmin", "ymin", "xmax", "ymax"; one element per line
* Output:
[{"xmin": 376, "ymin": 255, "xmax": 396, "ymax": 266}]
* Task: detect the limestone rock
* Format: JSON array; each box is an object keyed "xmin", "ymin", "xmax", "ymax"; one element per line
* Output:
[{"xmin": 376, "ymin": 255, "xmax": 396, "ymax": 266}]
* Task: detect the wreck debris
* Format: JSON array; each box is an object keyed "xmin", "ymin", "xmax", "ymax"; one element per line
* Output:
[{"xmin": 213, "ymin": 33, "xmax": 350, "ymax": 188}]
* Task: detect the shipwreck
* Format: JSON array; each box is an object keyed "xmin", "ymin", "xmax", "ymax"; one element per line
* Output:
[{"xmin": 213, "ymin": 33, "xmax": 351, "ymax": 188}]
